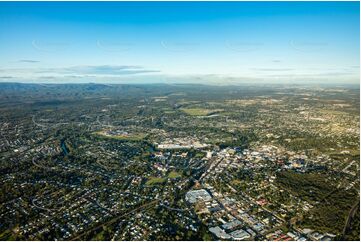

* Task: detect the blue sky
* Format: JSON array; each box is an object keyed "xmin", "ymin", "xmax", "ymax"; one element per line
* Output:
[{"xmin": 0, "ymin": 1, "xmax": 359, "ymax": 84}]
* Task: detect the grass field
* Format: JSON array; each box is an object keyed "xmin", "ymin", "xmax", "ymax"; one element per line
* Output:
[
  {"xmin": 180, "ymin": 108, "xmax": 223, "ymax": 116},
  {"xmin": 163, "ymin": 110, "xmax": 176, "ymax": 114},
  {"xmin": 168, "ymin": 171, "xmax": 181, "ymax": 179},
  {"xmin": 93, "ymin": 130, "xmax": 147, "ymax": 141},
  {"xmin": 145, "ymin": 177, "xmax": 167, "ymax": 185}
]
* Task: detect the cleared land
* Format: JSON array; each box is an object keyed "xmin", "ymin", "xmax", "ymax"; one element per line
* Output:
[
  {"xmin": 93, "ymin": 130, "xmax": 147, "ymax": 141},
  {"xmin": 145, "ymin": 177, "xmax": 166, "ymax": 186},
  {"xmin": 168, "ymin": 171, "xmax": 181, "ymax": 179},
  {"xmin": 180, "ymin": 108, "xmax": 223, "ymax": 116}
]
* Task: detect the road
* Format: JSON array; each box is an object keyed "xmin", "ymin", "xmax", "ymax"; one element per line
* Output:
[
  {"xmin": 32, "ymin": 115, "xmax": 47, "ymax": 128},
  {"xmin": 342, "ymin": 160, "xmax": 356, "ymax": 173},
  {"xmin": 199, "ymin": 157, "xmax": 223, "ymax": 182},
  {"xmin": 342, "ymin": 200, "xmax": 359, "ymax": 238}
]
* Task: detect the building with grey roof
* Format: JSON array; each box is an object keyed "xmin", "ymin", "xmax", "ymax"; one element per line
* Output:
[
  {"xmin": 230, "ymin": 229, "xmax": 251, "ymax": 240},
  {"xmin": 185, "ymin": 189, "xmax": 212, "ymax": 204},
  {"xmin": 209, "ymin": 226, "xmax": 231, "ymax": 240}
]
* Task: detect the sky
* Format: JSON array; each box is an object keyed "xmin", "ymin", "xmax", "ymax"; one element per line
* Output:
[{"xmin": 0, "ymin": 1, "xmax": 359, "ymax": 84}]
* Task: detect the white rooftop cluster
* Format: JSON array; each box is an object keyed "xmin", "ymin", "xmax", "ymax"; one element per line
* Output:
[{"xmin": 185, "ymin": 189, "xmax": 212, "ymax": 204}]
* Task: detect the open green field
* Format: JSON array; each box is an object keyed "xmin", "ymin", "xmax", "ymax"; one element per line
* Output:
[
  {"xmin": 180, "ymin": 108, "xmax": 223, "ymax": 116},
  {"xmin": 168, "ymin": 171, "xmax": 181, "ymax": 179},
  {"xmin": 93, "ymin": 130, "xmax": 147, "ymax": 141},
  {"xmin": 145, "ymin": 176, "xmax": 167, "ymax": 186},
  {"xmin": 163, "ymin": 110, "xmax": 176, "ymax": 114}
]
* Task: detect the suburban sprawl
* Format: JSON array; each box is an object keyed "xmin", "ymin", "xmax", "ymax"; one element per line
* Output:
[{"xmin": 0, "ymin": 83, "xmax": 359, "ymax": 241}]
